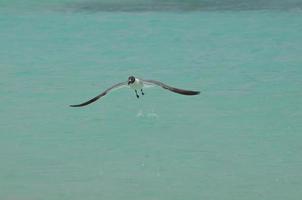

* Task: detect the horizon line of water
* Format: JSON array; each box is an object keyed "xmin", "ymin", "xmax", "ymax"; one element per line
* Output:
[{"xmin": 2, "ymin": 0, "xmax": 302, "ymax": 13}]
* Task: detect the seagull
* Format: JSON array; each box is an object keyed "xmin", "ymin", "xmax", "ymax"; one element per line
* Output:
[{"xmin": 70, "ymin": 76, "xmax": 200, "ymax": 107}]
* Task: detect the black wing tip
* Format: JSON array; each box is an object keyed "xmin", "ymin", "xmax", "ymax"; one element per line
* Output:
[
  {"xmin": 186, "ymin": 90, "xmax": 200, "ymax": 95},
  {"xmin": 193, "ymin": 91, "xmax": 200, "ymax": 95},
  {"xmin": 171, "ymin": 89, "xmax": 201, "ymax": 96},
  {"xmin": 69, "ymin": 104, "xmax": 83, "ymax": 107}
]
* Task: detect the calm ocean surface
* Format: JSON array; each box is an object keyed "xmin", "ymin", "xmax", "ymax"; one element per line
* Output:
[{"xmin": 1, "ymin": 0, "xmax": 302, "ymax": 199}]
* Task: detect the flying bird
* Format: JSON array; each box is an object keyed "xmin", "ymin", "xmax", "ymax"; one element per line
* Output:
[{"xmin": 70, "ymin": 76, "xmax": 200, "ymax": 107}]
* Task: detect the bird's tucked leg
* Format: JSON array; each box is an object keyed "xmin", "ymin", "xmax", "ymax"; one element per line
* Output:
[
  {"xmin": 141, "ymin": 89, "xmax": 144, "ymax": 95},
  {"xmin": 135, "ymin": 90, "xmax": 139, "ymax": 98}
]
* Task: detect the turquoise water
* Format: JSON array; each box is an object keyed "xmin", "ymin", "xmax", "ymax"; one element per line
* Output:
[{"xmin": 1, "ymin": 1, "xmax": 302, "ymax": 199}]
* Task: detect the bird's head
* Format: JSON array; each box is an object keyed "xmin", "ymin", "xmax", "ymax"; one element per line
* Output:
[{"xmin": 128, "ymin": 76, "xmax": 135, "ymax": 85}]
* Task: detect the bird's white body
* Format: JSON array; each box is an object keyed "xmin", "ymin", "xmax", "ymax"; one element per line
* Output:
[{"xmin": 129, "ymin": 78, "xmax": 144, "ymax": 90}]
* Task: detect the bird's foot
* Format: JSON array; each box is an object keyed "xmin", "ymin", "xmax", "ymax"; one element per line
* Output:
[{"xmin": 135, "ymin": 90, "xmax": 140, "ymax": 98}]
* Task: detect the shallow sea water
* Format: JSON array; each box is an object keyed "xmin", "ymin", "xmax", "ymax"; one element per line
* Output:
[{"xmin": 1, "ymin": 1, "xmax": 302, "ymax": 199}]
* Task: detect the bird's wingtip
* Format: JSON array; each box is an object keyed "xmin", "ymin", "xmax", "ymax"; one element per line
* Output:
[
  {"xmin": 69, "ymin": 104, "xmax": 78, "ymax": 107},
  {"xmin": 193, "ymin": 91, "xmax": 200, "ymax": 95}
]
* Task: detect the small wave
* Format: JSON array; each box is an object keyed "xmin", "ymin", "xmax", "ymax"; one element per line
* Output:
[
  {"xmin": 136, "ymin": 109, "xmax": 159, "ymax": 119},
  {"xmin": 136, "ymin": 110, "xmax": 144, "ymax": 117}
]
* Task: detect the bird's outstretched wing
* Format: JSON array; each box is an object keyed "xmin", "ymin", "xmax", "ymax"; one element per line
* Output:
[
  {"xmin": 142, "ymin": 79, "xmax": 200, "ymax": 95},
  {"xmin": 70, "ymin": 82, "xmax": 127, "ymax": 107}
]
